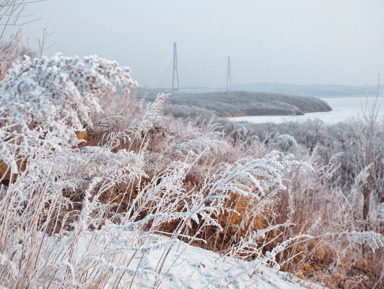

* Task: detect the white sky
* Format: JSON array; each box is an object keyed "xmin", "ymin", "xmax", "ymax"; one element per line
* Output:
[{"xmin": 15, "ymin": 0, "xmax": 384, "ymax": 88}]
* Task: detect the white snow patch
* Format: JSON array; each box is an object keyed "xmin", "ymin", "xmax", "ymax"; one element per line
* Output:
[{"xmin": 66, "ymin": 227, "xmax": 325, "ymax": 289}]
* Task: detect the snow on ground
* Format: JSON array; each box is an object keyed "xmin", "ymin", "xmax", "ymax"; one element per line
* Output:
[
  {"xmin": 132, "ymin": 238, "xmax": 315, "ymax": 289},
  {"xmin": 137, "ymin": 239, "xmax": 324, "ymax": 288},
  {"xmin": 66, "ymin": 226, "xmax": 325, "ymax": 289}
]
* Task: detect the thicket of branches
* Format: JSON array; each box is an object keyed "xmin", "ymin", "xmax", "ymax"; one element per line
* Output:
[
  {"xmin": 0, "ymin": 52, "xmax": 383, "ymax": 289},
  {"xmin": 0, "ymin": 0, "xmax": 39, "ymax": 79}
]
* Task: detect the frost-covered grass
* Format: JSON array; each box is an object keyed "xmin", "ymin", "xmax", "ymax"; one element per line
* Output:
[{"xmin": 0, "ymin": 54, "xmax": 383, "ymax": 288}]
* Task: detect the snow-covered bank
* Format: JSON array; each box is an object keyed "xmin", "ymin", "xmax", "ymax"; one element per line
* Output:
[{"xmin": 61, "ymin": 228, "xmax": 323, "ymax": 289}]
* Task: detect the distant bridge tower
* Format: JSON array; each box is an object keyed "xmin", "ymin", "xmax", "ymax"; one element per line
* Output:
[
  {"xmin": 172, "ymin": 42, "xmax": 180, "ymax": 92},
  {"xmin": 226, "ymin": 56, "xmax": 232, "ymax": 91}
]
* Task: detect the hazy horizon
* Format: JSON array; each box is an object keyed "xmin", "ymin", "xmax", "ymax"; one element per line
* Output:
[{"xmin": 11, "ymin": 0, "xmax": 384, "ymax": 89}]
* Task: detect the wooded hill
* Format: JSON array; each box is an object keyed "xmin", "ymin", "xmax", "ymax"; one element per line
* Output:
[{"xmin": 138, "ymin": 88, "xmax": 332, "ymax": 116}]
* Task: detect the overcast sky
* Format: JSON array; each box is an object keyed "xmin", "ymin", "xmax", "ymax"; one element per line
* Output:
[{"xmin": 17, "ymin": 0, "xmax": 384, "ymax": 88}]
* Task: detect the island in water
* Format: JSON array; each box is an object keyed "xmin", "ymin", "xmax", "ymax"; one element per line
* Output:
[{"xmin": 138, "ymin": 88, "xmax": 332, "ymax": 117}]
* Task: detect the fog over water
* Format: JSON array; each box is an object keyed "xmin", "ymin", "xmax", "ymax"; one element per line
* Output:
[{"xmin": 17, "ymin": 0, "xmax": 384, "ymax": 89}]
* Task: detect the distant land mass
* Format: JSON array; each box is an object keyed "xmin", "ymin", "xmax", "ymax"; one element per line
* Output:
[
  {"xmin": 231, "ymin": 83, "xmax": 381, "ymax": 97},
  {"xmin": 137, "ymin": 88, "xmax": 332, "ymax": 117},
  {"xmin": 144, "ymin": 82, "xmax": 382, "ymax": 98}
]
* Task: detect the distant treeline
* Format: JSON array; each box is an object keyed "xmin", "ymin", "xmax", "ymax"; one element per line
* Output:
[
  {"xmin": 230, "ymin": 82, "xmax": 381, "ymax": 97},
  {"xmin": 138, "ymin": 88, "xmax": 332, "ymax": 117}
]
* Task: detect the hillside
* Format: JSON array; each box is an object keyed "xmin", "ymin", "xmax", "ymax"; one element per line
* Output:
[
  {"xmin": 1, "ymin": 54, "xmax": 383, "ymax": 289},
  {"xmin": 138, "ymin": 88, "xmax": 332, "ymax": 116}
]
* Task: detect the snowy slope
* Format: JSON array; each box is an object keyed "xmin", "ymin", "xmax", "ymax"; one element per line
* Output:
[
  {"xmin": 68, "ymin": 227, "xmax": 324, "ymax": 289},
  {"xmin": 130, "ymin": 237, "xmax": 319, "ymax": 289}
]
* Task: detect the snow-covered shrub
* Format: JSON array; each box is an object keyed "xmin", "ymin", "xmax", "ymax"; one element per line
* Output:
[{"xmin": 0, "ymin": 53, "xmax": 136, "ymax": 179}]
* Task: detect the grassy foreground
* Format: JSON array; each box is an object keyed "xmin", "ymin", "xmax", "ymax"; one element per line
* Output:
[{"xmin": 1, "ymin": 54, "xmax": 383, "ymax": 289}]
